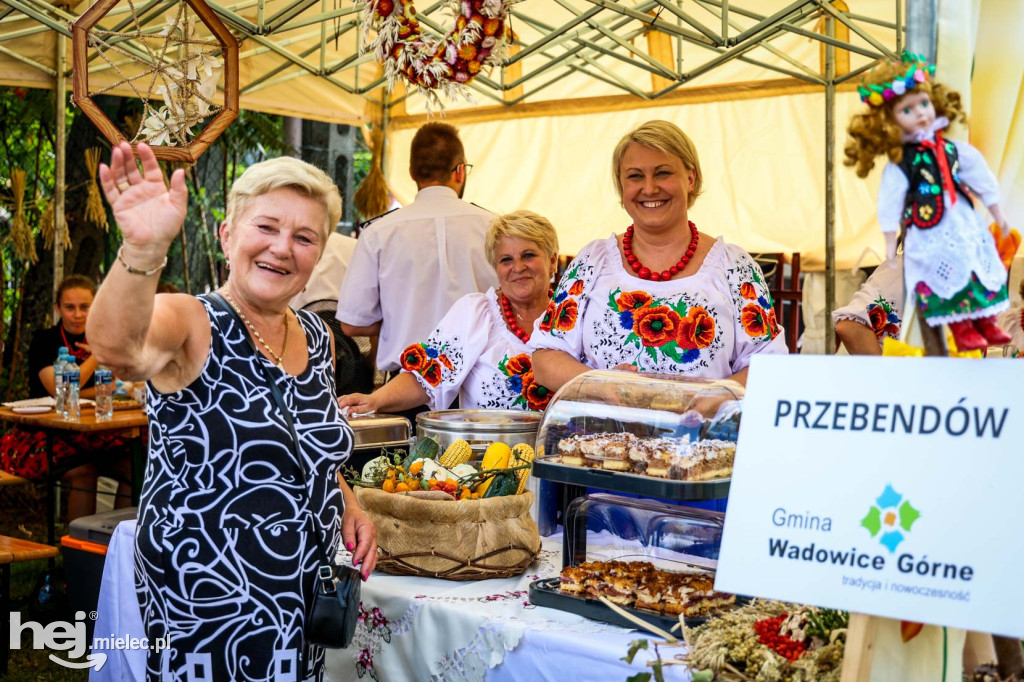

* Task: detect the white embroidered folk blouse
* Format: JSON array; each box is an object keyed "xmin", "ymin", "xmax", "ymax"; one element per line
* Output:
[
  {"xmin": 399, "ymin": 288, "xmax": 552, "ymax": 411},
  {"xmin": 529, "ymin": 235, "xmax": 788, "ymax": 375}
]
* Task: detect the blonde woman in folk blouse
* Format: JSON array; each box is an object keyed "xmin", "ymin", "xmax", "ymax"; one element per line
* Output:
[{"xmin": 532, "ymin": 120, "xmax": 788, "ymax": 391}]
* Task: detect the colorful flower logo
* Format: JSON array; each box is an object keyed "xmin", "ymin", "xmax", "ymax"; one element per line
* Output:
[{"xmin": 861, "ymin": 484, "xmax": 920, "ymax": 553}]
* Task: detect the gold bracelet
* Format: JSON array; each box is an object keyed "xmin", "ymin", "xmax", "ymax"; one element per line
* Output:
[{"xmin": 117, "ymin": 246, "xmax": 167, "ymax": 276}]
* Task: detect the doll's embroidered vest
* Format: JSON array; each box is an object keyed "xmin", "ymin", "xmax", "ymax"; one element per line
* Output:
[{"xmin": 898, "ymin": 139, "xmax": 973, "ymax": 230}]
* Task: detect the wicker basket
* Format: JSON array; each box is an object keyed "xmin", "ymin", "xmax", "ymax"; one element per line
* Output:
[{"xmin": 356, "ymin": 487, "xmax": 541, "ymax": 580}]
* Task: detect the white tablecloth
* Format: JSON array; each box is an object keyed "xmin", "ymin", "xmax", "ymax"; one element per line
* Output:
[{"xmin": 91, "ymin": 521, "xmax": 692, "ymax": 681}]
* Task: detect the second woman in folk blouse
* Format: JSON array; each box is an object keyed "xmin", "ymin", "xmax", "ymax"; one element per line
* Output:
[{"xmin": 338, "ymin": 211, "xmax": 558, "ymax": 413}]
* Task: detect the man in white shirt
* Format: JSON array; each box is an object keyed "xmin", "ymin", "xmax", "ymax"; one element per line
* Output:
[
  {"xmin": 337, "ymin": 122, "xmax": 498, "ymax": 373},
  {"xmin": 290, "ymin": 231, "xmax": 358, "ymax": 310}
]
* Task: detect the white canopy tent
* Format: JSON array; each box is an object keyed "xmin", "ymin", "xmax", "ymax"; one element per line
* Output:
[{"xmin": 1, "ymin": 0, "xmax": 1021, "ymax": 341}]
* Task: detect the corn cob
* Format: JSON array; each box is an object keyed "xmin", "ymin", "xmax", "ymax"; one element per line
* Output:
[
  {"xmin": 511, "ymin": 443, "xmax": 535, "ymax": 494},
  {"xmin": 438, "ymin": 439, "xmax": 473, "ymax": 469}
]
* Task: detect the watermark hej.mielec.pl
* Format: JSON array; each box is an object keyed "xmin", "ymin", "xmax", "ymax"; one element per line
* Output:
[{"xmin": 10, "ymin": 610, "xmax": 169, "ymax": 671}]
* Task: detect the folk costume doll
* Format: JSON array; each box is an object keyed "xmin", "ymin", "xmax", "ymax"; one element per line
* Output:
[{"xmin": 844, "ymin": 52, "xmax": 1012, "ymax": 351}]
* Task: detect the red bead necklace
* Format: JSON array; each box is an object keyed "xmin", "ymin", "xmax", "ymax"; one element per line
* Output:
[
  {"xmin": 622, "ymin": 221, "xmax": 699, "ymax": 281},
  {"xmin": 500, "ymin": 289, "xmax": 553, "ymax": 342}
]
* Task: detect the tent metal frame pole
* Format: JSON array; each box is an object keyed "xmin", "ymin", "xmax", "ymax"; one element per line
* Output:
[
  {"xmin": 824, "ymin": 10, "xmax": 836, "ymax": 355},
  {"xmin": 53, "ymin": 32, "xmax": 65, "ymax": 300}
]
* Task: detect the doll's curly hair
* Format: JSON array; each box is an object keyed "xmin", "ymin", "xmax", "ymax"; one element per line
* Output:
[{"xmin": 843, "ymin": 61, "xmax": 967, "ymax": 178}]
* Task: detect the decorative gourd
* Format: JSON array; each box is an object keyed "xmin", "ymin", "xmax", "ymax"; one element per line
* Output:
[{"xmin": 403, "ymin": 436, "xmax": 439, "ymax": 468}]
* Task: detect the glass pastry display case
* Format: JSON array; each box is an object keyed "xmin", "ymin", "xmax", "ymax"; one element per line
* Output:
[
  {"xmin": 533, "ymin": 370, "xmax": 743, "ymax": 499},
  {"xmin": 529, "ymin": 493, "xmax": 735, "ymax": 631}
]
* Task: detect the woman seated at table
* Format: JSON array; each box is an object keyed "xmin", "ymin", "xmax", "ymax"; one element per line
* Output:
[
  {"xmin": 532, "ymin": 120, "xmax": 788, "ymax": 390},
  {"xmin": 88, "ymin": 142, "xmax": 378, "ymax": 681},
  {"xmin": 0, "ymin": 274, "xmax": 130, "ymax": 520},
  {"xmin": 339, "ymin": 210, "xmax": 558, "ymax": 413},
  {"xmin": 28, "ymin": 274, "xmax": 99, "ymax": 399}
]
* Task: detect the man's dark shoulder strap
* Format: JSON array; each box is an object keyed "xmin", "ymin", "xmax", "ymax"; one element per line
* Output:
[{"xmin": 357, "ymin": 207, "xmax": 400, "ymax": 234}]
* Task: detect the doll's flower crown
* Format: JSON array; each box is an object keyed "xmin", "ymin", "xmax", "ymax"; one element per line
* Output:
[{"xmin": 858, "ymin": 50, "xmax": 936, "ymax": 107}]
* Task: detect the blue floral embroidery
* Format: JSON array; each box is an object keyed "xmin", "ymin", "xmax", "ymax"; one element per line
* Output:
[
  {"xmin": 425, "ymin": 346, "xmax": 439, "ymax": 359},
  {"xmin": 506, "ymin": 374, "xmax": 524, "ymax": 393},
  {"xmin": 680, "ymin": 348, "xmax": 700, "ymax": 363},
  {"xmin": 619, "ymin": 311, "xmax": 634, "ymax": 330}
]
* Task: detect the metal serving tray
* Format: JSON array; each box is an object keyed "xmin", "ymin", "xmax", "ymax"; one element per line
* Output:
[
  {"xmin": 531, "ymin": 454, "xmax": 731, "ymax": 501},
  {"xmin": 529, "ymin": 577, "xmax": 744, "ymax": 633}
]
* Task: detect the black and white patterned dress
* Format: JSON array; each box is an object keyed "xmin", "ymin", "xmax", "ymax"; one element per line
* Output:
[{"xmin": 135, "ymin": 295, "xmax": 352, "ymax": 681}]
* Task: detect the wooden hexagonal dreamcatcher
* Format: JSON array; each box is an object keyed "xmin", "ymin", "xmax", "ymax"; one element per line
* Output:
[{"xmin": 71, "ymin": 0, "xmax": 239, "ymax": 163}]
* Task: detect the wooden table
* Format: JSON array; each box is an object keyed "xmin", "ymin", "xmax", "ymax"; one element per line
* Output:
[
  {"xmin": 0, "ymin": 407, "xmax": 147, "ymax": 546},
  {"xmin": 0, "ymin": 534, "xmax": 59, "ymax": 674}
]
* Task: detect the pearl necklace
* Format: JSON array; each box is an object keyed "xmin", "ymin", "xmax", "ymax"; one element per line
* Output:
[
  {"xmin": 622, "ymin": 221, "xmax": 699, "ymax": 281},
  {"xmin": 500, "ymin": 289, "xmax": 553, "ymax": 343},
  {"xmin": 222, "ymin": 290, "xmax": 289, "ymax": 369}
]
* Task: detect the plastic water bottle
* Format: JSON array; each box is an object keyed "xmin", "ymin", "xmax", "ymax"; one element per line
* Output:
[
  {"xmin": 113, "ymin": 380, "xmax": 129, "ymax": 400},
  {"xmin": 64, "ymin": 359, "xmax": 81, "ymax": 422},
  {"xmin": 38, "ymin": 574, "xmax": 56, "ymax": 605},
  {"xmin": 53, "ymin": 351, "xmax": 68, "ymax": 414},
  {"xmin": 94, "ymin": 366, "xmax": 113, "ymax": 421}
]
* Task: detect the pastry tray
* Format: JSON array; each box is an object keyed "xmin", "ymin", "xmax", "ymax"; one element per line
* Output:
[
  {"xmin": 529, "ymin": 577, "xmax": 744, "ymax": 633},
  {"xmin": 531, "ymin": 455, "xmax": 730, "ymax": 501}
]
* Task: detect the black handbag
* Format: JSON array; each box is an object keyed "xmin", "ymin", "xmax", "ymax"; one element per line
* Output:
[{"xmin": 211, "ymin": 293, "xmax": 360, "ymax": 649}]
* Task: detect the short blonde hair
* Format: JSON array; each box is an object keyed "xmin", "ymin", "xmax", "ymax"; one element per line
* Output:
[
  {"xmin": 612, "ymin": 120, "xmax": 703, "ymax": 207},
  {"xmin": 485, "ymin": 210, "xmax": 560, "ymax": 266},
  {"xmin": 225, "ymin": 157, "xmax": 342, "ymax": 242}
]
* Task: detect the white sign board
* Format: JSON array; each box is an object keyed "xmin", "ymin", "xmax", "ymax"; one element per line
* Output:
[{"xmin": 715, "ymin": 355, "xmax": 1024, "ymax": 638}]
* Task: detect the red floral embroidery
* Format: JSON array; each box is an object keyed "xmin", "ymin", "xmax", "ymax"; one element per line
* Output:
[
  {"xmin": 677, "ymin": 306, "xmax": 716, "ymax": 349},
  {"xmin": 539, "ymin": 301, "xmax": 556, "ymax": 333},
  {"xmin": 553, "ymin": 299, "xmax": 579, "ymax": 332},
  {"xmin": 400, "ymin": 344, "xmax": 428, "ymax": 372},
  {"xmin": 568, "ymin": 280, "xmax": 584, "ymax": 296},
  {"xmin": 420, "ymin": 359, "xmax": 443, "ymax": 386},
  {"xmin": 741, "ymin": 304, "xmax": 769, "ymax": 337},
  {"xmin": 740, "ymin": 282, "xmax": 758, "ymax": 300},
  {"xmin": 633, "ymin": 306, "xmax": 683, "ymax": 347},
  {"xmin": 504, "ymin": 354, "xmax": 531, "ymax": 376},
  {"xmin": 615, "ymin": 290, "xmax": 653, "ymax": 312},
  {"xmin": 438, "ymin": 353, "xmax": 454, "ymax": 371},
  {"xmin": 523, "ymin": 377, "xmax": 551, "ymax": 410}
]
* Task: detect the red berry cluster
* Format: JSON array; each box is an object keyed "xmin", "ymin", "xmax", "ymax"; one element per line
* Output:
[{"xmin": 753, "ymin": 613, "xmax": 808, "ymax": 662}]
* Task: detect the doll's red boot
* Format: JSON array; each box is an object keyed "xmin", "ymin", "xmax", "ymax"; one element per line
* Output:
[
  {"xmin": 948, "ymin": 320, "xmax": 988, "ymax": 351},
  {"xmin": 974, "ymin": 315, "xmax": 1013, "ymax": 345}
]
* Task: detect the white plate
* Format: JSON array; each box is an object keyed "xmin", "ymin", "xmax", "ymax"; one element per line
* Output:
[{"xmin": 12, "ymin": 406, "xmax": 52, "ymax": 415}]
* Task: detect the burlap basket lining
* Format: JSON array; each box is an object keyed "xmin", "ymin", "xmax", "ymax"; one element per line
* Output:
[{"xmin": 356, "ymin": 487, "xmax": 541, "ymax": 581}]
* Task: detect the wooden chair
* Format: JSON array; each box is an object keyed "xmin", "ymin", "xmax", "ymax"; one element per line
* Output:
[
  {"xmin": 752, "ymin": 252, "xmax": 803, "ymax": 354},
  {"xmin": 0, "ymin": 535, "xmax": 59, "ymax": 674}
]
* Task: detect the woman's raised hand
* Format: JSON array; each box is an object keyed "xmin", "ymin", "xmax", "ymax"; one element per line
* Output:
[{"xmin": 99, "ymin": 141, "xmax": 188, "ymax": 253}]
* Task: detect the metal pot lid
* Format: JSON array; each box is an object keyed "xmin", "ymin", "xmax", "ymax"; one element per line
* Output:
[
  {"xmin": 349, "ymin": 413, "xmax": 411, "ymax": 447},
  {"xmin": 416, "ymin": 409, "xmax": 541, "ymax": 432}
]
